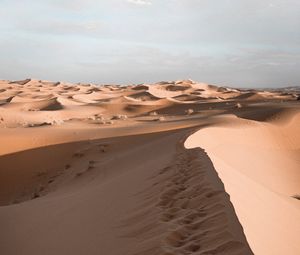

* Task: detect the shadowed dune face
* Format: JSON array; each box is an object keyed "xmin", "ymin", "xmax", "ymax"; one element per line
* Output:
[
  {"xmin": 0, "ymin": 130, "xmax": 253, "ymax": 255},
  {"xmin": 20, "ymin": 97, "xmax": 63, "ymax": 111},
  {"xmin": 0, "ymin": 141, "xmax": 86, "ymax": 205},
  {"xmin": 0, "ymin": 78, "xmax": 299, "ymax": 255}
]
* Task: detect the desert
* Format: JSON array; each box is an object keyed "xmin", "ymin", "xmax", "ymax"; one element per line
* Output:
[{"xmin": 0, "ymin": 78, "xmax": 299, "ymax": 254}]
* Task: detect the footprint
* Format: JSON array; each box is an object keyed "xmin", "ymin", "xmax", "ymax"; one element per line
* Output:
[
  {"xmin": 89, "ymin": 160, "xmax": 96, "ymax": 165},
  {"xmin": 157, "ymin": 198, "xmax": 174, "ymax": 208},
  {"xmin": 73, "ymin": 152, "xmax": 84, "ymax": 158},
  {"xmin": 65, "ymin": 164, "xmax": 71, "ymax": 169},
  {"xmin": 75, "ymin": 172, "xmax": 83, "ymax": 177},
  {"xmin": 158, "ymin": 166, "xmax": 172, "ymax": 175},
  {"xmin": 184, "ymin": 243, "xmax": 201, "ymax": 252},
  {"xmin": 97, "ymin": 143, "xmax": 109, "ymax": 153},
  {"xmin": 32, "ymin": 191, "xmax": 40, "ymax": 199},
  {"xmin": 164, "ymin": 230, "xmax": 186, "ymax": 248},
  {"xmin": 205, "ymin": 190, "xmax": 224, "ymax": 198},
  {"xmin": 87, "ymin": 165, "xmax": 94, "ymax": 171},
  {"xmin": 161, "ymin": 213, "xmax": 175, "ymax": 222}
]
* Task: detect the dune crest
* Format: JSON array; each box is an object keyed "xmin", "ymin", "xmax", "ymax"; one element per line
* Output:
[
  {"xmin": 0, "ymin": 78, "xmax": 299, "ymax": 254},
  {"xmin": 185, "ymin": 111, "xmax": 300, "ymax": 255}
]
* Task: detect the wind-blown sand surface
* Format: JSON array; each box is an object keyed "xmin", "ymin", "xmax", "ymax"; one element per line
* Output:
[{"xmin": 0, "ymin": 79, "xmax": 299, "ymax": 254}]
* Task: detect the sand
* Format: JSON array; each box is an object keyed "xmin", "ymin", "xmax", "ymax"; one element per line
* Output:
[
  {"xmin": 0, "ymin": 78, "xmax": 299, "ymax": 254},
  {"xmin": 185, "ymin": 112, "xmax": 300, "ymax": 255}
]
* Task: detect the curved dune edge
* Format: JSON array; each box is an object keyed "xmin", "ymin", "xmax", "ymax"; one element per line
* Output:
[
  {"xmin": 0, "ymin": 128, "xmax": 253, "ymax": 255},
  {"xmin": 184, "ymin": 113, "xmax": 300, "ymax": 255},
  {"xmin": 0, "ymin": 78, "xmax": 299, "ymax": 254}
]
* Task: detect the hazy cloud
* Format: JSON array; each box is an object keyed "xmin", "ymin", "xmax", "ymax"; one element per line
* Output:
[
  {"xmin": 127, "ymin": 0, "xmax": 152, "ymax": 6},
  {"xmin": 0, "ymin": 0, "xmax": 299, "ymax": 87}
]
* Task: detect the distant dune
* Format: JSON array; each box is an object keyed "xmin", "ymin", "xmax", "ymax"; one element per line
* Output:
[{"xmin": 0, "ymin": 78, "xmax": 299, "ymax": 255}]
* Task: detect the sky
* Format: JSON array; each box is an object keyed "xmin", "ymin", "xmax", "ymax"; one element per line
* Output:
[{"xmin": 0, "ymin": 0, "xmax": 299, "ymax": 87}]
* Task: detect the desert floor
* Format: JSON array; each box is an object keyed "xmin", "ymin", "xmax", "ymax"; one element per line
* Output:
[{"xmin": 0, "ymin": 79, "xmax": 299, "ymax": 255}]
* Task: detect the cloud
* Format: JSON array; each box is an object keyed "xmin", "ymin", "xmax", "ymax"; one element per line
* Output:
[
  {"xmin": 16, "ymin": 19, "xmax": 103, "ymax": 36},
  {"xmin": 0, "ymin": 0, "xmax": 300, "ymax": 87},
  {"xmin": 127, "ymin": 0, "xmax": 152, "ymax": 6}
]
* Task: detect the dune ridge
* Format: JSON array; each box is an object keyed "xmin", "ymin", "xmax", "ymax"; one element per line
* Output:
[
  {"xmin": 0, "ymin": 78, "xmax": 299, "ymax": 254},
  {"xmin": 185, "ymin": 111, "xmax": 300, "ymax": 255}
]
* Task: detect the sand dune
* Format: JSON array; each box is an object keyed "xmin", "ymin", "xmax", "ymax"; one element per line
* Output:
[
  {"xmin": 126, "ymin": 91, "xmax": 161, "ymax": 101},
  {"xmin": 0, "ymin": 96, "xmax": 13, "ymax": 106},
  {"xmin": 19, "ymin": 97, "xmax": 63, "ymax": 111},
  {"xmin": 0, "ymin": 79, "xmax": 299, "ymax": 254},
  {"xmin": 0, "ymin": 130, "xmax": 253, "ymax": 255},
  {"xmin": 233, "ymin": 92, "xmax": 267, "ymax": 100},
  {"xmin": 185, "ymin": 112, "xmax": 300, "ymax": 255}
]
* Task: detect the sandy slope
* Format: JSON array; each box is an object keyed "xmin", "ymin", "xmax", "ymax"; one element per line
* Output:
[
  {"xmin": 0, "ymin": 79, "xmax": 299, "ymax": 254},
  {"xmin": 0, "ymin": 129, "xmax": 252, "ymax": 255},
  {"xmin": 185, "ymin": 111, "xmax": 300, "ymax": 255}
]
